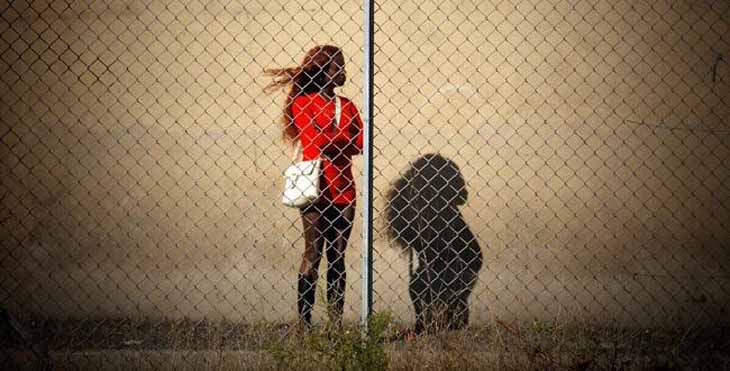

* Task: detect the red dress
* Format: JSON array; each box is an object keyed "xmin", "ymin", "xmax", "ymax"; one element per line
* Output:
[{"xmin": 291, "ymin": 93, "xmax": 364, "ymax": 206}]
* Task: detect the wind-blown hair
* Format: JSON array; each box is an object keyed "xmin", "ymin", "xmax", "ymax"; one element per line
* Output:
[{"xmin": 264, "ymin": 45, "xmax": 343, "ymax": 143}]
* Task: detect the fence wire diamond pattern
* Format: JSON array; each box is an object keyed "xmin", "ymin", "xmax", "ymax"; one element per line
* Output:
[{"xmin": 0, "ymin": 0, "xmax": 729, "ymax": 367}]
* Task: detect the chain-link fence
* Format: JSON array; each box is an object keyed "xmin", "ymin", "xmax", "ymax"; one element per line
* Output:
[
  {"xmin": 1, "ymin": 0, "xmax": 729, "ymax": 366},
  {"xmin": 372, "ymin": 0, "xmax": 730, "ymax": 329},
  {"xmin": 1, "ymin": 0, "xmax": 368, "ymax": 325}
]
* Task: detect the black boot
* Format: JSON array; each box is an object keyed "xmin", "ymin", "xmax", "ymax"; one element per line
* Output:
[
  {"xmin": 297, "ymin": 274, "xmax": 316, "ymax": 327},
  {"xmin": 326, "ymin": 272, "xmax": 345, "ymax": 327}
]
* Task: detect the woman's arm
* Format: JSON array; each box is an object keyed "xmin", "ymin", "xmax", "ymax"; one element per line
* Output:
[
  {"xmin": 292, "ymin": 97, "xmax": 353, "ymax": 156},
  {"xmin": 342, "ymin": 100, "xmax": 364, "ymax": 156}
]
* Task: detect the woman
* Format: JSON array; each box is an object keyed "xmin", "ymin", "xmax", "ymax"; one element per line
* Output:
[{"xmin": 265, "ymin": 45, "xmax": 363, "ymax": 328}]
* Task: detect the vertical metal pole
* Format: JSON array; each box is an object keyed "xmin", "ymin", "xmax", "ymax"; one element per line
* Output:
[{"xmin": 361, "ymin": 0, "xmax": 374, "ymax": 330}]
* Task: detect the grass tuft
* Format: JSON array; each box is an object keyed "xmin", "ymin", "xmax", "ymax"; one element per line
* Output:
[
  {"xmin": 268, "ymin": 311, "xmax": 392, "ymax": 371},
  {"xmin": 2, "ymin": 313, "xmax": 729, "ymax": 370}
]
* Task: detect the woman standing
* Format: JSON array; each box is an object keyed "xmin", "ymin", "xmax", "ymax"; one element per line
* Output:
[{"xmin": 265, "ymin": 45, "xmax": 363, "ymax": 328}]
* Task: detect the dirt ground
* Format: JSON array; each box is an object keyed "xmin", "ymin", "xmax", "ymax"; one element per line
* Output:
[
  {"xmin": 1, "ymin": 0, "xmax": 729, "ymax": 327},
  {"xmin": 2, "ymin": 316, "xmax": 730, "ymax": 370}
]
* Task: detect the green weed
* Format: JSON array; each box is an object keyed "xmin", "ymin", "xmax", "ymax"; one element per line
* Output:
[{"xmin": 269, "ymin": 311, "xmax": 392, "ymax": 371}]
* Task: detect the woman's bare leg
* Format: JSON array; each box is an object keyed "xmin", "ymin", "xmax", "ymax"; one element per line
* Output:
[
  {"xmin": 324, "ymin": 204, "xmax": 354, "ymax": 326},
  {"xmin": 298, "ymin": 206, "xmax": 326, "ymax": 326}
]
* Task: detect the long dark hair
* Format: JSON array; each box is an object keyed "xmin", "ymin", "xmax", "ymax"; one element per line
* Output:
[{"xmin": 264, "ymin": 45, "xmax": 343, "ymax": 143}]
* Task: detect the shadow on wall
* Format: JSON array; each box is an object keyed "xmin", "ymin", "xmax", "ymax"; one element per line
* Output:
[{"xmin": 385, "ymin": 154, "xmax": 483, "ymax": 333}]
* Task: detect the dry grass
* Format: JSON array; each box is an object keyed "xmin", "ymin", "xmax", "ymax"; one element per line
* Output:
[{"xmin": 2, "ymin": 314, "xmax": 729, "ymax": 370}]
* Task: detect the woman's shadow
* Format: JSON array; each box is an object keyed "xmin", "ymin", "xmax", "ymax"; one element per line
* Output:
[{"xmin": 385, "ymin": 154, "xmax": 483, "ymax": 333}]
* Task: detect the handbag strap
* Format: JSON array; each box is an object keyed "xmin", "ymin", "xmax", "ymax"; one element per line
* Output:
[
  {"xmin": 291, "ymin": 142, "xmax": 303, "ymax": 163},
  {"xmin": 335, "ymin": 95, "xmax": 341, "ymax": 128},
  {"xmin": 291, "ymin": 96, "xmax": 341, "ymax": 162}
]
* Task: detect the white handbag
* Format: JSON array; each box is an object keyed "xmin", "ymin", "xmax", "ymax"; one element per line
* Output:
[{"xmin": 282, "ymin": 96, "xmax": 341, "ymax": 208}]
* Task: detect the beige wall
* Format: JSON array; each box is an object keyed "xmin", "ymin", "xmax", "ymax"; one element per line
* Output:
[{"xmin": 1, "ymin": 0, "xmax": 728, "ymax": 326}]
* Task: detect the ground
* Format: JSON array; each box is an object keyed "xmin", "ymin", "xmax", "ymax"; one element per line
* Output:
[{"xmin": 2, "ymin": 315, "xmax": 730, "ymax": 370}]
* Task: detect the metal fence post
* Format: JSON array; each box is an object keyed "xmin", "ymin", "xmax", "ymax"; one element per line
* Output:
[{"xmin": 361, "ymin": 0, "xmax": 375, "ymax": 331}]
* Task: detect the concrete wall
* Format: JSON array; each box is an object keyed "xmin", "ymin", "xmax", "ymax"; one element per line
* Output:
[{"xmin": 1, "ymin": 0, "xmax": 728, "ymax": 326}]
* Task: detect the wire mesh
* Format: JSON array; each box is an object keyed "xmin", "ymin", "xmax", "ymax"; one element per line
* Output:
[
  {"xmin": 1, "ymin": 0, "xmax": 729, "ymax": 367},
  {"xmin": 0, "ymin": 0, "xmax": 366, "ymax": 325},
  {"xmin": 373, "ymin": 0, "xmax": 730, "ymax": 329}
]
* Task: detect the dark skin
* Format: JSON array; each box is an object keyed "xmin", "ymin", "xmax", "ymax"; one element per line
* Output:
[
  {"xmin": 299, "ymin": 203, "xmax": 354, "ymax": 326},
  {"xmin": 296, "ymin": 51, "xmax": 354, "ymax": 327},
  {"xmin": 320, "ymin": 53, "xmax": 346, "ymax": 99},
  {"xmin": 316, "ymin": 53, "xmax": 348, "ymax": 160}
]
